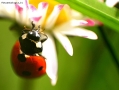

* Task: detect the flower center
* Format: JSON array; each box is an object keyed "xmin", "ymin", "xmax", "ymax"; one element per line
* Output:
[{"xmin": 29, "ymin": 0, "xmax": 71, "ymax": 26}]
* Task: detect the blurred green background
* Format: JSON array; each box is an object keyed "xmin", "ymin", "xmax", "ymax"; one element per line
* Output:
[{"xmin": 0, "ymin": 18, "xmax": 118, "ymax": 90}]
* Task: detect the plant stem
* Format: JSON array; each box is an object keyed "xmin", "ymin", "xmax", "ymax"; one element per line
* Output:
[{"xmin": 19, "ymin": 79, "xmax": 35, "ymax": 90}]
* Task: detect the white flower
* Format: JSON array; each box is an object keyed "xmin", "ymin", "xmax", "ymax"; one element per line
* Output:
[
  {"xmin": 98, "ymin": 0, "xmax": 119, "ymax": 7},
  {"xmin": 105, "ymin": 0, "xmax": 119, "ymax": 7},
  {"xmin": 0, "ymin": 0, "xmax": 98, "ymax": 85}
]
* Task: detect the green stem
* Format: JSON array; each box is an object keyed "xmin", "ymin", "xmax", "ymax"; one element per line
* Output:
[
  {"xmin": 98, "ymin": 26, "xmax": 119, "ymax": 70},
  {"xmin": 19, "ymin": 79, "xmax": 35, "ymax": 90}
]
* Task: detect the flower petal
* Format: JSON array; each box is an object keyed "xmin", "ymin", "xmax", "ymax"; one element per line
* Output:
[
  {"xmin": 37, "ymin": 2, "xmax": 49, "ymax": 25},
  {"xmin": 54, "ymin": 21, "xmax": 97, "ymax": 40},
  {"xmin": 24, "ymin": 0, "xmax": 29, "ymax": 9},
  {"xmin": 71, "ymin": 9, "xmax": 84, "ymax": 19},
  {"xmin": 85, "ymin": 19, "xmax": 95, "ymax": 26},
  {"xmin": 105, "ymin": 0, "xmax": 119, "ymax": 7},
  {"xmin": 15, "ymin": 0, "xmax": 30, "ymax": 25},
  {"xmin": 29, "ymin": 4, "xmax": 42, "ymax": 23},
  {"xmin": 53, "ymin": 31, "xmax": 73, "ymax": 56},
  {"xmin": 71, "ymin": 19, "xmax": 88, "ymax": 26},
  {"xmin": 29, "ymin": 4, "xmax": 37, "ymax": 12},
  {"xmin": 0, "ymin": 1, "xmax": 15, "ymax": 18},
  {"xmin": 15, "ymin": 4, "xmax": 23, "ymax": 14},
  {"xmin": 45, "ymin": 4, "xmax": 64, "ymax": 29},
  {"xmin": 61, "ymin": 27, "xmax": 98, "ymax": 40},
  {"xmin": 16, "ymin": 0, "xmax": 29, "ymax": 9},
  {"xmin": 42, "ymin": 34, "xmax": 58, "ymax": 85},
  {"xmin": 71, "ymin": 19, "xmax": 95, "ymax": 27}
]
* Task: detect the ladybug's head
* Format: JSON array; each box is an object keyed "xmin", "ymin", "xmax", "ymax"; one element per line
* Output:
[
  {"xmin": 19, "ymin": 22, "xmax": 48, "ymax": 55},
  {"xmin": 23, "ymin": 22, "xmax": 41, "ymax": 42},
  {"xmin": 27, "ymin": 30, "xmax": 40, "ymax": 42}
]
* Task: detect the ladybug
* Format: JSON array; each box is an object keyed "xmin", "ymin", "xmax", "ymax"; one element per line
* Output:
[{"xmin": 11, "ymin": 22, "xmax": 48, "ymax": 78}]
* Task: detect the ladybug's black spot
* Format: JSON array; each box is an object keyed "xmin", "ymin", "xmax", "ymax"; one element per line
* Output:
[
  {"xmin": 22, "ymin": 71, "xmax": 31, "ymax": 76},
  {"xmin": 38, "ymin": 66, "xmax": 43, "ymax": 71},
  {"xmin": 17, "ymin": 54, "xmax": 26, "ymax": 62}
]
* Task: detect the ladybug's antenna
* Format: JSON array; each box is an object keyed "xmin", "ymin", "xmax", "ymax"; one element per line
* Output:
[
  {"xmin": 23, "ymin": 26, "xmax": 30, "ymax": 30},
  {"xmin": 22, "ymin": 26, "xmax": 30, "ymax": 34},
  {"xmin": 37, "ymin": 25, "xmax": 40, "ymax": 32},
  {"xmin": 31, "ymin": 21, "xmax": 35, "ymax": 30}
]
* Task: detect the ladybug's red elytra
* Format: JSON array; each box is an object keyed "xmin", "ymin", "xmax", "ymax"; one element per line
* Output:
[{"xmin": 11, "ymin": 22, "xmax": 48, "ymax": 78}]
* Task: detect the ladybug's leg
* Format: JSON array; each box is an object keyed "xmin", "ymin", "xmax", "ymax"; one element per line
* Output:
[
  {"xmin": 40, "ymin": 33, "xmax": 48, "ymax": 43},
  {"xmin": 38, "ymin": 26, "xmax": 48, "ymax": 43}
]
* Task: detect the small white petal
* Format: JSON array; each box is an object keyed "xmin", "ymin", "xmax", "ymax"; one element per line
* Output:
[
  {"xmin": 61, "ymin": 4, "xmax": 72, "ymax": 19},
  {"xmin": 54, "ymin": 21, "xmax": 97, "ymax": 39},
  {"xmin": 61, "ymin": 28, "xmax": 98, "ymax": 40},
  {"xmin": 53, "ymin": 31, "xmax": 73, "ymax": 56},
  {"xmin": 37, "ymin": 2, "xmax": 49, "ymax": 25},
  {"xmin": 45, "ymin": 4, "xmax": 64, "ymax": 29},
  {"xmin": 29, "ymin": 5, "xmax": 42, "ymax": 23},
  {"xmin": 53, "ymin": 21, "xmax": 71, "ymax": 32},
  {"xmin": 15, "ymin": 0, "xmax": 30, "ymax": 25},
  {"xmin": 71, "ymin": 10, "xmax": 84, "ymax": 19},
  {"xmin": 71, "ymin": 19, "xmax": 88, "ymax": 26},
  {"xmin": 15, "ymin": 4, "xmax": 23, "ymax": 23},
  {"xmin": 42, "ymin": 34, "xmax": 58, "ymax": 85},
  {"xmin": 105, "ymin": 0, "xmax": 119, "ymax": 7}
]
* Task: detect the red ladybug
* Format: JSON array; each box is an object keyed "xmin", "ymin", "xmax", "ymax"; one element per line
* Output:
[{"xmin": 11, "ymin": 22, "xmax": 48, "ymax": 78}]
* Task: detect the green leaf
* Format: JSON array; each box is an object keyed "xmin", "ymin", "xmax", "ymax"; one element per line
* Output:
[{"xmin": 56, "ymin": 0, "xmax": 119, "ymax": 32}]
